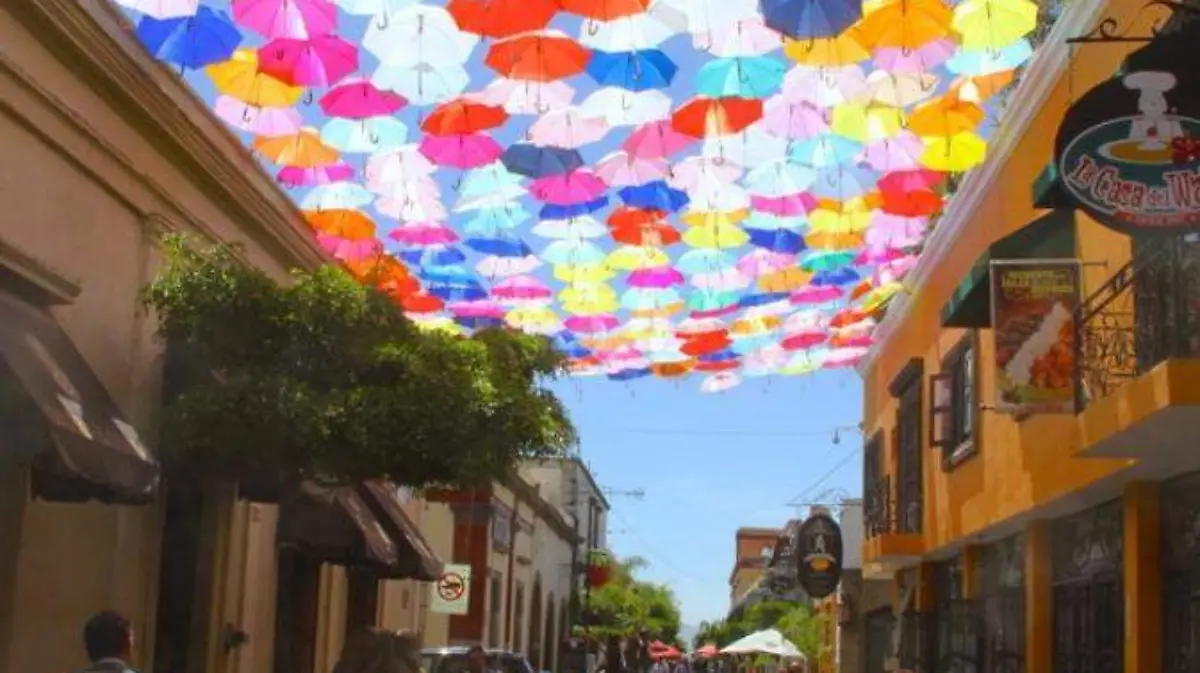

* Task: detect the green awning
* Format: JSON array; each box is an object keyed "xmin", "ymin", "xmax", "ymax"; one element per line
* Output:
[
  {"xmin": 940, "ymin": 209, "xmax": 1077, "ymax": 328},
  {"xmin": 1032, "ymin": 162, "xmax": 1072, "ymax": 209}
]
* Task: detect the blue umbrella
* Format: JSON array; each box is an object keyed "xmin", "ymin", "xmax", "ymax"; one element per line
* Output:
[
  {"xmin": 136, "ymin": 6, "xmax": 241, "ymax": 69},
  {"xmin": 418, "ymin": 265, "xmax": 476, "ymax": 285},
  {"xmin": 464, "ymin": 237, "xmax": 533, "ymax": 257},
  {"xmin": 501, "ymin": 144, "xmax": 585, "ymax": 178},
  {"xmin": 618, "ymin": 181, "xmax": 689, "ymax": 212},
  {"xmin": 586, "ymin": 49, "xmax": 678, "ymax": 92},
  {"xmin": 699, "ymin": 349, "xmax": 740, "ymax": 363},
  {"xmin": 811, "ymin": 267, "xmax": 862, "ymax": 286},
  {"xmin": 409, "ymin": 246, "xmax": 467, "ymax": 267},
  {"xmin": 696, "ymin": 57, "xmax": 787, "ymax": 99},
  {"xmin": 540, "ymin": 197, "xmax": 609, "ymax": 219},
  {"xmin": 427, "ymin": 283, "xmax": 489, "ymax": 302},
  {"xmin": 454, "ymin": 316, "xmax": 505, "ymax": 329},
  {"xmin": 760, "ymin": 0, "xmax": 864, "ymax": 40},
  {"xmin": 739, "ymin": 292, "xmax": 791, "ymax": 308},
  {"xmin": 747, "ymin": 228, "xmax": 806, "ymax": 254},
  {"xmin": 608, "ymin": 367, "xmax": 651, "ymax": 381}
]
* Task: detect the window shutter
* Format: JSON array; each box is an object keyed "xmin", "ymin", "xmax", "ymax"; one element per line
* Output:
[{"xmin": 929, "ymin": 372, "xmax": 954, "ymax": 449}]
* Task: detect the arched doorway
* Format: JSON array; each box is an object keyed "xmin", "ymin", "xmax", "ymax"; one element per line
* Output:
[
  {"xmin": 530, "ymin": 575, "xmax": 544, "ymax": 669},
  {"xmin": 543, "ymin": 592, "xmax": 557, "ymax": 673}
]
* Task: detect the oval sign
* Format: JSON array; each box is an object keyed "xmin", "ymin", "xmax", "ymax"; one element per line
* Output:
[
  {"xmin": 1054, "ymin": 35, "xmax": 1200, "ymax": 233},
  {"xmin": 795, "ymin": 511, "xmax": 843, "ymax": 599}
]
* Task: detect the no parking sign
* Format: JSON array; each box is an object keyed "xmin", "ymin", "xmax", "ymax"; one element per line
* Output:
[{"xmin": 430, "ymin": 563, "xmax": 472, "ymax": 615}]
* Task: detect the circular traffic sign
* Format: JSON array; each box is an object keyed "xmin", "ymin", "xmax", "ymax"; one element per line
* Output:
[{"xmin": 437, "ymin": 571, "xmax": 465, "ymax": 602}]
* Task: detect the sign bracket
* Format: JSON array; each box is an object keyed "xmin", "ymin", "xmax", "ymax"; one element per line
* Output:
[{"xmin": 1067, "ymin": 1, "xmax": 1200, "ymax": 45}]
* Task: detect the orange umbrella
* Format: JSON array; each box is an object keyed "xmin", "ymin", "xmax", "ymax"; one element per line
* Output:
[
  {"xmin": 608, "ymin": 206, "xmax": 666, "ymax": 229},
  {"xmin": 254, "ymin": 129, "xmax": 339, "ymax": 167},
  {"xmin": 908, "ymin": 94, "xmax": 986, "ymax": 137},
  {"xmin": 560, "ymin": 0, "xmax": 651, "ymax": 21},
  {"xmin": 447, "ymin": 0, "xmax": 559, "ymax": 39},
  {"xmin": 856, "ymin": 0, "xmax": 952, "ymax": 50},
  {"xmin": 402, "ymin": 292, "xmax": 444, "ymax": 314},
  {"xmin": 372, "ymin": 262, "xmax": 420, "ymax": 298},
  {"xmin": 950, "ymin": 70, "xmax": 1016, "ymax": 104},
  {"xmin": 422, "ymin": 99, "xmax": 509, "ymax": 136},
  {"xmin": 651, "ymin": 361, "xmax": 694, "ymax": 378},
  {"xmin": 611, "ymin": 221, "xmax": 680, "ymax": 246},
  {"xmin": 671, "ymin": 97, "xmax": 763, "ymax": 138},
  {"xmin": 485, "ymin": 32, "xmax": 592, "ymax": 82},
  {"xmin": 305, "ymin": 209, "xmax": 376, "ymax": 239},
  {"xmin": 681, "ymin": 332, "xmax": 732, "ymax": 356}
]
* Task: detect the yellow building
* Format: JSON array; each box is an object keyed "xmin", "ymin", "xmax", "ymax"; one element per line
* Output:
[
  {"xmin": 729, "ymin": 527, "xmax": 782, "ymax": 609},
  {"xmin": 0, "ymin": 3, "xmax": 440, "ymax": 673},
  {"xmin": 857, "ymin": 3, "xmax": 1200, "ymax": 673}
]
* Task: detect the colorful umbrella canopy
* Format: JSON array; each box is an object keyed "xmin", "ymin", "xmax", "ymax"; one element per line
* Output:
[{"xmin": 122, "ymin": 0, "xmax": 1042, "ymax": 387}]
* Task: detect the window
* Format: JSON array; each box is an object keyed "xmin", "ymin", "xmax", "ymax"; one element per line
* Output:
[
  {"xmin": 493, "ymin": 504, "xmax": 513, "ymax": 552},
  {"xmin": 890, "ymin": 358, "xmax": 924, "ymax": 535},
  {"xmin": 489, "ymin": 572, "xmax": 504, "ymax": 647},
  {"xmin": 931, "ymin": 334, "xmax": 979, "ymax": 470},
  {"xmin": 863, "ymin": 432, "xmax": 891, "ymax": 537},
  {"xmin": 512, "ymin": 581, "xmax": 526, "ymax": 652}
]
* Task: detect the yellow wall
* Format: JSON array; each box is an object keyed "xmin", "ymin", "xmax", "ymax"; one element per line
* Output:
[{"xmin": 861, "ymin": 0, "xmax": 1170, "ymax": 555}]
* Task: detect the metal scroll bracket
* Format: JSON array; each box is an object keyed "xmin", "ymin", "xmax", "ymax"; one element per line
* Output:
[{"xmin": 1067, "ymin": 0, "xmax": 1200, "ymax": 44}]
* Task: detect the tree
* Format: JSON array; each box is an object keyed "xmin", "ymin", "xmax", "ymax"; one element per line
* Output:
[
  {"xmin": 142, "ymin": 236, "xmax": 576, "ymax": 494},
  {"xmin": 692, "ymin": 601, "xmax": 828, "ymax": 660},
  {"xmin": 580, "ymin": 556, "xmax": 682, "ymax": 643}
]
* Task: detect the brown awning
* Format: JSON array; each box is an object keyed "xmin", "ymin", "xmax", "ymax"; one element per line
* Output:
[
  {"xmin": 357, "ymin": 481, "xmax": 444, "ymax": 581},
  {"xmin": 0, "ymin": 290, "xmax": 159, "ymax": 504},
  {"xmin": 277, "ymin": 481, "xmax": 399, "ymax": 571}
]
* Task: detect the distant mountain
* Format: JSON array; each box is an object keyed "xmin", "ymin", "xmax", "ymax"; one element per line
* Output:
[{"xmin": 678, "ymin": 624, "xmax": 699, "ymax": 649}]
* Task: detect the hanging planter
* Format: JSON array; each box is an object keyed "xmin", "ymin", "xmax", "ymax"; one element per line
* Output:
[{"xmin": 586, "ymin": 548, "xmax": 613, "ymax": 589}]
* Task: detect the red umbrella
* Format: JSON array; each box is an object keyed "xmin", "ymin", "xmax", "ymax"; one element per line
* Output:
[
  {"xmin": 422, "ymin": 99, "xmax": 509, "ymax": 136},
  {"xmin": 448, "ymin": 0, "xmax": 559, "ymax": 39},
  {"xmin": 671, "ymin": 97, "xmax": 763, "ymax": 138},
  {"xmin": 696, "ymin": 644, "xmax": 719, "ymax": 658},
  {"xmin": 486, "ymin": 31, "xmax": 592, "ymax": 82}
]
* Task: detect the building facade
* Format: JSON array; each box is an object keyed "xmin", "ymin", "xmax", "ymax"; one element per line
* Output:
[
  {"xmin": 814, "ymin": 502, "xmax": 889, "ymax": 673},
  {"xmin": 423, "ymin": 473, "xmax": 579, "ymax": 668},
  {"xmin": 0, "ymin": 3, "xmax": 440, "ymax": 673},
  {"xmin": 729, "ymin": 527, "xmax": 782, "ymax": 608},
  {"xmin": 856, "ymin": 3, "xmax": 1200, "ymax": 673}
]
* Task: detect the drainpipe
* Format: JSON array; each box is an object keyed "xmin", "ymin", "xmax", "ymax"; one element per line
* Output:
[{"xmin": 505, "ymin": 499, "xmax": 520, "ymax": 649}]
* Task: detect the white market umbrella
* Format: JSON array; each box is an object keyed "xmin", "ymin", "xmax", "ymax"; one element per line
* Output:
[{"xmin": 719, "ymin": 628, "xmax": 804, "ymax": 659}]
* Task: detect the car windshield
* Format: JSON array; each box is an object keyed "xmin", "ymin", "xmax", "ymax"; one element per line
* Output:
[{"xmin": 421, "ymin": 653, "xmax": 527, "ymax": 673}]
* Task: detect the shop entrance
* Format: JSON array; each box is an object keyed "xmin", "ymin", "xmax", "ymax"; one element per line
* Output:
[
  {"xmin": 1163, "ymin": 472, "xmax": 1200, "ymax": 673},
  {"xmin": 1050, "ymin": 501, "xmax": 1123, "ymax": 673}
]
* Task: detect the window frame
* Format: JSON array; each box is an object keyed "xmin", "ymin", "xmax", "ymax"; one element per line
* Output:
[{"xmin": 931, "ymin": 332, "xmax": 980, "ymax": 471}]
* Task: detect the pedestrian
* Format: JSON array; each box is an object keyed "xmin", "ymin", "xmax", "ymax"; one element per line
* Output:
[
  {"xmin": 599, "ymin": 635, "xmax": 625, "ymax": 673},
  {"xmin": 80, "ymin": 611, "xmax": 138, "ymax": 673},
  {"xmin": 467, "ymin": 644, "xmax": 500, "ymax": 673}
]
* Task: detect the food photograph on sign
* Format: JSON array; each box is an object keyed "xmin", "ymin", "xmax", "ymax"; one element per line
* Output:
[{"xmin": 991, "ymin": 261, "xmax": 1081, "ymax": 415}]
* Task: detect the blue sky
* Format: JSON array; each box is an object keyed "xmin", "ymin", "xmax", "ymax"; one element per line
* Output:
[{"xmin": 549, "ymin": 371, "xmax": 862, "ymax": 626}]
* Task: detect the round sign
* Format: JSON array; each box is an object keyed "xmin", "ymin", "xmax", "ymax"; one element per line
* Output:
[
  {"xmin": 1054, "ymin": 34, "xmax": 1200, "ymax": 233},
  {"xmin": 437, "ymin": 572, "xmax": 465, "ymax": 602},
  {"xmin": 795, "ymin": 511, "xmax": 843, "ymax": 599}
]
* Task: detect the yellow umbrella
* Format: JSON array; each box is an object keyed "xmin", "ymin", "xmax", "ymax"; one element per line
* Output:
[
  {"xmin": 506, "ymin": 305, "xmax": 561, "ymax": 333},
  {"xmin": 683, "ymin": 225, "xmax": 750, "ymax": 249},
  {"xmin": 731, "ymin": 314, "xmax": 781, "ymax": 335},
  {"xmin": 830, "ymin": 104, "xmax": 869, "ymax": 142},
  {"xmin": 607, "ymin": 246, "xmax": 670, "ymax": 270},
  {"xmin": 758, "ymin": 267, "xmax": 812, "ymax": 292},
  {"xmin": 809, "ymin": 207, "xmax": 873, "ymax": 233},
  {"xmin": 631, "ymin": 303, "xmax": 684, "ymax": 318},
  {"xmin": 583, "ymin": 334, "xmax": 632, "ymax": 351},
  {"xmin": 857, "ymin": 0, "xmax": 953, "ymax": 50},
  {"xmin": 560, "ymin": 283, "xmax": 619, "ymax": 314},
  {"xmin": 783, "ymin": 29, "xmax": 870, "ymax": 65},
  {"xmin": 411, "ymin": 315, "xmax": 463, "ymax": 334},
  {"xmin": 781, "ymin": 353, "xmax": 823, "ymax": 375},
  {"xmin": 921, "ymin": 132, "xmax": 987, "ymax": 171},
  {"xmin": 680, "ymin": 209, "xmax": 750, "ymax": 228},
  {"xmin": 554, "ymin": 263, "xmax": 616, "ymax": 284},
  {"xmin": 867, "ymin": 106, "xmax": 905, "ymax": 140},
  {"xmin": 206, "ymin": 49, "xmax": 304, "ymax": 107},
  {"xmin": 806, "ymin": 230, "xmax": 865, "ymax": 249},
  {"xmin": 860, "ymin": 281, "xmax": 907, "ymax": 313},
  {"xmin": 953, "ymin": 0, "xmax": 1039, "ymax": 50},
  {"xmin": 254, "ymin": 128, "xmax": 340, "ymax": 167}
]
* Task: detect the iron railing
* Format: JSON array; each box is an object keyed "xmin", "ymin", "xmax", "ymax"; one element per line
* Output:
[
  {"xmin": 1073, "ymin": 236, "xmax": 1200, "ymax": 412},
  {"xmin": 864, "ymin": 474, "xmax": 893, "ymax": 538}
]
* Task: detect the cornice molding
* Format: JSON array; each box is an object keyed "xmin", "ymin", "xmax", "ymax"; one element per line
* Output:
[
  {"xmin": 7, "ymin": 0, "xmax": 327, "ymax": 270},
  {"xmin": 856, "ymin": 0, "xmax": 1109, "ymax": 377}
]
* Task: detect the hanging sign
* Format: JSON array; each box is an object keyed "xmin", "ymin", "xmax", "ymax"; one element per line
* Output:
[
  {"xmin": 1055, "ymin": 33, "xmax": 1200, "ymax": 233},
  {"xmin": 990, "ymin": 260, "xmax": 1081, "ymax": 415},
  {"xmin": 430, "ymin": 563, "xmax": 471, "ymax": 615},
  {"xmin": 795, "ymin": 511, "xmax": 843, "ymax": 599}
]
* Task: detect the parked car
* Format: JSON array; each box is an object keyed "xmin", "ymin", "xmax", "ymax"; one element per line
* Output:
[{"xmin": 420, "ymin": 646, "xmax": 537, "ymax": 673}]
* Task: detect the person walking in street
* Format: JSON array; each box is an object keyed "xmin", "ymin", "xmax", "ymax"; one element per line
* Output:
[
  {"xmin": 599, "ymin": 635, "xmax": 625, "ymax": 673},
  {"xmin": 80, "ymin": 611, "xmax": 138, "ymax": 673}
]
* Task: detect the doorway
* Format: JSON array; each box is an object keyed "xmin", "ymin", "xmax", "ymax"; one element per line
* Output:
[
  {"xmin": 1050, "ymin": 501, "xmax": 1123, "ymax": 673},
  {"xmin": 1163, "ymin": 472, "xmax": 1200, "ymax": 673},
  {"xmin": 152, "ymin": 483, "xmax": 205, "ymax": 673},
  {"xmin": 274, "ymin": 548, "xmax": 321, "ymax": 673}
]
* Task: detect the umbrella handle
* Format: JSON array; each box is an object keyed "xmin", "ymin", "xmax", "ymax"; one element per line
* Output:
[
  {"xmin": 303, "ymin": 90, "xmax": 314, "ymax": 105},
  {"xmin": 376, "ymin": 12, "xmax": 389, "ymax": 30},
  {"xmin": 242, "ymin": 104, "xmax": 254, "ymax": 123},
  {"xmin": 587, "ymin": 19, "xmax": 600, "ymax": 36},
  {"xmin": 622, "ymin": 95, "xmax": 633, "ymax": 111}
]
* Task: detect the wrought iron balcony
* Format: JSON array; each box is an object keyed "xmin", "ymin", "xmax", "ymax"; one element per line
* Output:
[
  {"xmin": 1073, "ymin": 236, "xmax": 1200, "ymax": 412},
  {"xmin": 865, "ymin": 474, "xmax": 894, "ymax": 538}
]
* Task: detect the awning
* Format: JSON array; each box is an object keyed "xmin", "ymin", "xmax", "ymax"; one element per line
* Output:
[
  {"xmin": 0, "ymin": 290, "xmax": 159, "ymax": 504},
  {"xmin": 277, "ymin": 481, "xmax": 399, "ymax": 571},
  {"xmin": 357, "ymin": 480, "xmax": 444, "ymax": 581},
  {"xmin": 941, "ymin": 210, "xmax": 1077, "ymax": 329}
]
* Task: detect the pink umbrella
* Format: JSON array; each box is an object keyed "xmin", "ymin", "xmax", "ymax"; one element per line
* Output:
[
  {"xmin": 595, "ymin": 151, "xmax": 669, "ymax": 187},
  {"xmin": 855, "ymin": 246, "xmax": 907, "ymax": 266},
  {"xmin": 874, "ymin": 39, "xmax": 956, "ymax": 74},
  {"xmin": 320, "ymin": 78, "xmax": 407, "ymax": 119},
  {"xmin": 316, "ymin": 233, "xmax": 382, "ymax": 261},
  {"xmin": 823, "ymin": 346, "xmax": 869, "ymax": 369},
  {"xmin": 419, "ymin": 133, "xmax": 503, "ymax": 169},
  {"xmin": 781, "ymin": 329, "xmax": 828, "ymax": 351},
  {"xmin": 232, "ymin": 0, "xmax": 337, "ymax": 40},
  {"xmin": 761, "ymin": 100, "xmax": 828, "ymax": 140},
  {"xmin": 257, "ymin": 35, "xmax": 358, "ymax": 87},
  {"xmin": 737, "ymin": 249, "xmax": 795, "ymax": 278},
  {"xmin": 448, "ymin": 300, "xmax": 506, "ymax": 319},
  {"xmin": 530, "ymin": 171, "xmax": 607, "ymax": 205},
  {"xmin": 278, "ymin": 162, "xmax": 354, "ymax": 187},
  {"xmin": 473, "ymin": 78, "xmax": 576, "ymax": 115},
  {"xmin": 790, "ymin": 285, "xmax": 843, "ymax": 305},
  {"xmin": 628, "ymin": 266, "xmax": 684, "ymax": 288},
  {"xmin": 690, "ymin": 303, "xmax": 741, "ymax": 320},
  {"xmin": 860, "ymin": 132, "xmax": 925, "ymax": 171},
  {"xmin": 376, "ymin": 192, "xmax": 448, "ymax": 222},
  {"xmin": 866, "ymin": 212, "xmax": 927, "ymax": 248},
  {"xmin": 624, "ymin": 120, "xmax": 693, "ymax": 158},
  {"xmin": 565, "ymin": 314, "xmax": 619, "ymax": 334},
  {"xmin": 213, "ymin": 96, "xmax": 301, "ymax": 136},
  {"xmin": 596, "ymin": 344, "xmax": 644, "ymax": 364},
  {"xmin": 389, "ymin": 222, "xmax": 460, "ymax": 246},
  {"xmin": 878, "ymin": 254, "xmax": 919, "ymax": 281},
  {"xmin": 492, "ymin": 275, "xmax": 553, "ymax": 301},
  {"xmin": 751, "ymin": 193, "xmax": 817, "ymax": 216}
]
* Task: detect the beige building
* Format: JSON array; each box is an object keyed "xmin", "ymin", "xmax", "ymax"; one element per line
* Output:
[
  {"xmin": 0, "ymin": 3, "xmax": 439, "ymax": 673},
  {"xmin": 729, "ymin": 527, "xmax": 781, "ymax": 608}
]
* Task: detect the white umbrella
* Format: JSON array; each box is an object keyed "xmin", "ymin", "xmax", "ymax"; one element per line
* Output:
[{"xmin": 719, "ymin": 629, "xmax": 804, "ymax": 659}]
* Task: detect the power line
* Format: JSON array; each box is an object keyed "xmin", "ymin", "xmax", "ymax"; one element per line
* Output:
[
  {"xmin": 587, "ymin": 425, "xmax": 861, "ymax": 438},
  {"xmin": 785, "ymin": 446, "xmax": 863, "ymax": 507}
]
